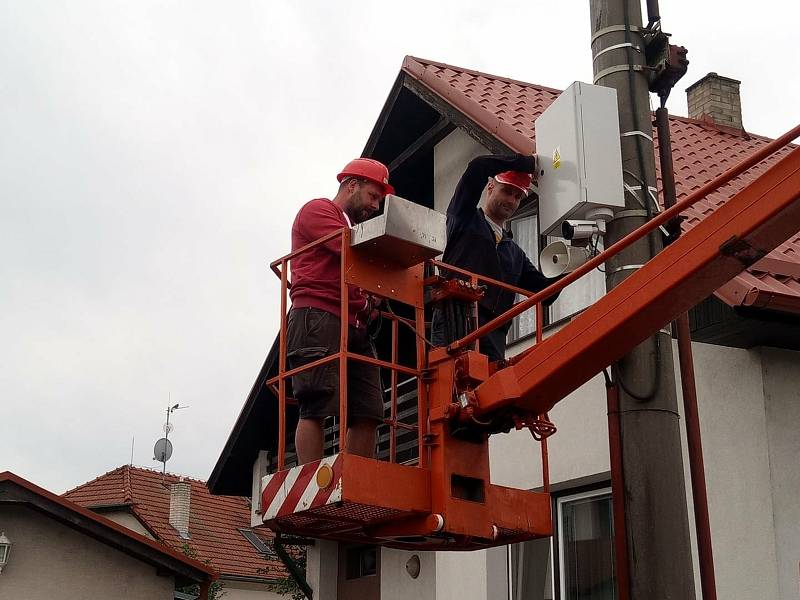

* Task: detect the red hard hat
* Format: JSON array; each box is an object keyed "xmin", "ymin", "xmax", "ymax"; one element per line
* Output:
[
  {"xmin": 337, "ymin": 158, "xmax": 395, "ymax": 196},
  {"xmin": 495, "ymin": 171, "xmax": 532, "ymax": 194}
]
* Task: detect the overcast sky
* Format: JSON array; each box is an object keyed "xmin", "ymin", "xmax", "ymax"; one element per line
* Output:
[{"xmin": 2, "ymin": 1, "xmax": 798, "ymax": 493}]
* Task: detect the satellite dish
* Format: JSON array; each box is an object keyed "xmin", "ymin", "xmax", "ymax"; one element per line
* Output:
[
  {"xmin": 153, "ymin": 438, "xmax": 173, "ymax": 463},
  {"xmin": 163, "ymin": 422, "xmax": 174, "ymax": 434}
]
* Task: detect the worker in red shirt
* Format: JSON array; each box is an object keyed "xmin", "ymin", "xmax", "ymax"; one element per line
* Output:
[{"xmin": 287, "ymin": 158, "xmax": 394, "ymax": 464}]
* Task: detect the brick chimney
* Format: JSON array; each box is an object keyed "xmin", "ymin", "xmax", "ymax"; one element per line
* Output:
[
  {"xmin": 169, "ymin": 479, "xmax": 191, "ymax": 539},
  {"xmin": 686, "ymin": 72, "xmax": 743, "ymax": 130}
]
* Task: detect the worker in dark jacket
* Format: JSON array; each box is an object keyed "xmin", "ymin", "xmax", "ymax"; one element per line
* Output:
[{"xmin": 432, "ymin": 154, "xmax": 558, "ymax": 361}]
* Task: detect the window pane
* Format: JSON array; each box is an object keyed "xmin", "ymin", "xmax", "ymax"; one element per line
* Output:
[
  {"xmin": 546, "ymin": 237, "xmax": 605, "ymax": 322},
  {"xmin": 510, "ymin": 537, "xmax": 554, "ymax": 599},
  {"xmin": 560, "ymin": 493, "xmax": 616, "ymax": 600},
  {"xmin": 509, "ymin": 214, "xmax": 539, "ymax": 341},
  {"xmin": 346, "ymin": 546, "xmax": 377, "ymax": 579}
]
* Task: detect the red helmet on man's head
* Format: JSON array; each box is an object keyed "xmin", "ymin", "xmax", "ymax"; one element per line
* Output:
[
  {"xmin": 337, "ymin": 158, "xmax": 395, "ymax": 196},
  {"xmin": 494, "ymin": 171, "xmax": 532, "ymax": 194}
]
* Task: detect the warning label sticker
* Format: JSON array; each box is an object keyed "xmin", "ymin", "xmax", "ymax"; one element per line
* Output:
[{"xmin": 552, "ymin": 147, "xmax": 562, "ymax": 170}]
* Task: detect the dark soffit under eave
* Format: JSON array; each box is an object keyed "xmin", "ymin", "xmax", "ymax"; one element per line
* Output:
[{"xmin": 363, "ymin": 72, "xmax": 513, "ymax": 164}]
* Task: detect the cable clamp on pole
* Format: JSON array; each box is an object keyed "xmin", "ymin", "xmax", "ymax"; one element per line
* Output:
[
  {"xmin": 621, "ymin": 130, "xmax": 654, "ymax": 143},
  {"xmin": 607, "ymin": 264, "xmax": 645, "ymax": 276},
  {"xmin": 593, "ymin": 64, "xmax": 646, "ymax": 84},
  {"xmin": 612, "ymin": 209, "xmax": 651, "ymax": 220},
  {"xmin": 590, "ymin": 24, "xmax": 646, "ymax": 45},
  {"xmin": 592, "ymin": 42, "xmax": 641, "ymax": 63},
  {"xmin": 623, "ymin": 183, "xmax": 659, "ymax": 201}
]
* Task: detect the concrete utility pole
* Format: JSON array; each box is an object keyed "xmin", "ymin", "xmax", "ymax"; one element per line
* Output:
[{"xmin": 589, "ymin": 1, "xmax": 697, "ymax": 597}]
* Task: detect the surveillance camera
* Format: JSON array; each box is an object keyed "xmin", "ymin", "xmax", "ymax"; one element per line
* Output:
[{"xmin": 561, "ymin": 219, "xmax": 605, "ymax": 241}]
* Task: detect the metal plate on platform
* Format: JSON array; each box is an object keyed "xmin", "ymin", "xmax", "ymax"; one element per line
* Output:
[{"xmin": 350, "ymin": 195, "xmax": 445, "ymax": 267}]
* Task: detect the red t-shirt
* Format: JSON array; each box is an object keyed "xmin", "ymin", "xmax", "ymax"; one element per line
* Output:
[{"xmin": 289, "ymin": 198, "xmax": 367, "ymax": 326}]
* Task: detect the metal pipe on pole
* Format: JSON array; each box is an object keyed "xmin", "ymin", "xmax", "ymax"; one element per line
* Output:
[
  {"xmin": 589, "ymin": 1, "xmax": 697, "ymax": 597},
  {"xmin": 656, "ymin": 106, "xmax": 718, "ymax": 600}
]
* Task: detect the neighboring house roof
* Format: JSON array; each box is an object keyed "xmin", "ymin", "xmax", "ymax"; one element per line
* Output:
[
  {"xmin": 0, "ymin": 471, "xmax": 215, "ymax": 586},
  {"xmin": 398, "ymin": 55, "xmax": 800, "ymax": 314},
  {"xmin": 63, "ymin": 465, "xmax": 286, "ymax": 583}
]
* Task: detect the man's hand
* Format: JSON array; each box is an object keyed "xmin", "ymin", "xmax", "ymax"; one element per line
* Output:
[
  {"xmin": 525, "ymin": 154, "xmax": 538, "ymax": 175},
  {"xmin": 356, "ymin": 294, "xmax": 385, "ymax": 326}
]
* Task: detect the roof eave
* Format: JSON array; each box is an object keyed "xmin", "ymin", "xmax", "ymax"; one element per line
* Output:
[
  {"xmin": 401, "ymin": 56, "xmax": 534, "ymax": 155},
  {"xmin": 715, "ymin": 281, "xmax": 800, "ymax": 315}
]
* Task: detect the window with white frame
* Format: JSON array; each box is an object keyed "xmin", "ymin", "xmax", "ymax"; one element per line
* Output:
[
  {"xmin": 508, "ymin": 207, "xmax": 607, "ymax": 343},
  {"xmin": 508, "ymin": 209, "xmax": 540, "ymax": 342},
  {"xmin": 545, "ymin": 234, "xmax": 606, "ymax": 324},
  {"xmin": 510, "ymin": 487, "xmax": 616, "ymax": 600},
  {"xmin": 558, "ymin": 489, "xmax": 616, "ymax": 599},
  {"xmin": 509, "ymin": 535, "xmax": 554, "ymax": 599}
]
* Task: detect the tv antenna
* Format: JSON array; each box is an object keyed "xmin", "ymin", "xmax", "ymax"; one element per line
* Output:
[{"xmin": 153, "ymin": 399, "xmax": 189, "ymax": 482}]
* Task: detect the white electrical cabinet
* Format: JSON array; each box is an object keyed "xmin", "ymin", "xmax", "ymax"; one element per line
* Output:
[{"xmin": 536, "ymin": 81, "xmax": 624, "ymax": 236}]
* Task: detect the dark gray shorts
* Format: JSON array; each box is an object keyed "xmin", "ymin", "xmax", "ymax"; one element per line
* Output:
[{"xmin": 286, "ymin": 307, "xmax": 384, "ymax": 423}]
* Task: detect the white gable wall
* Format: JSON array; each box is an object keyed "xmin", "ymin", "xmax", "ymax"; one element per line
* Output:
[
  {"xmin": 102, "ymin": 509, "xmax": 154, "ymax": 538},
  {"xmin": 433, "ymin": 128, "xmax": 488, "ymax": 214}
]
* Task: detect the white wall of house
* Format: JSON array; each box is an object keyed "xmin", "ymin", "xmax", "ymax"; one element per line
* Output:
[
  {"xmin": 435, "ymin": 550, "xmax": 489, "ymax": 600},
  {"xmin": 306, "ymin": 539, "xmax": 339, "ymax": 600},
  {"xmin": 380, "ymin": 549, "xmax": 435, "ymax": 600},
  {"xmin": 761, "ymin": 347, "xmax": 800, "ymax": 600},
  {"xmin": 0, "ymin": 505, "xmax": 176, "ymax": 600},
  {"xmin": 677, "ymin": 342, "xmax": 781, "ymax": 600},
  {"xmin": 251, "ymin": 449, "xmax": 269, "ymax": 527}
]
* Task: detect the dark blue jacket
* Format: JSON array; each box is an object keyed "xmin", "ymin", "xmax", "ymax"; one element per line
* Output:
[{"xmin": 441, "ymin": 154, "xmax": 557, "ymax": 359}]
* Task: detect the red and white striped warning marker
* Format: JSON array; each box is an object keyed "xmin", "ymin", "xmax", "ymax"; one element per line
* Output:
[{"xmin": 260, "ymin": 454, "xmax": 343, "ymax": 521}]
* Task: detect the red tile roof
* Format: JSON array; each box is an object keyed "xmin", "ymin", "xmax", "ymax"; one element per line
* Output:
[
  {"xmin": 63, "ymin": 465, "xmax": 286, "ymax": 582},
  {"xmin": 401, "ymin": 56, "xmax": 800, "ymax": 313}
]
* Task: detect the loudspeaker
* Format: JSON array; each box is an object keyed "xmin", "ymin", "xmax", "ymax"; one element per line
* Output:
[{"xmin": 540, "ymin": 241, "xmax": 590, "ymax": 278}]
